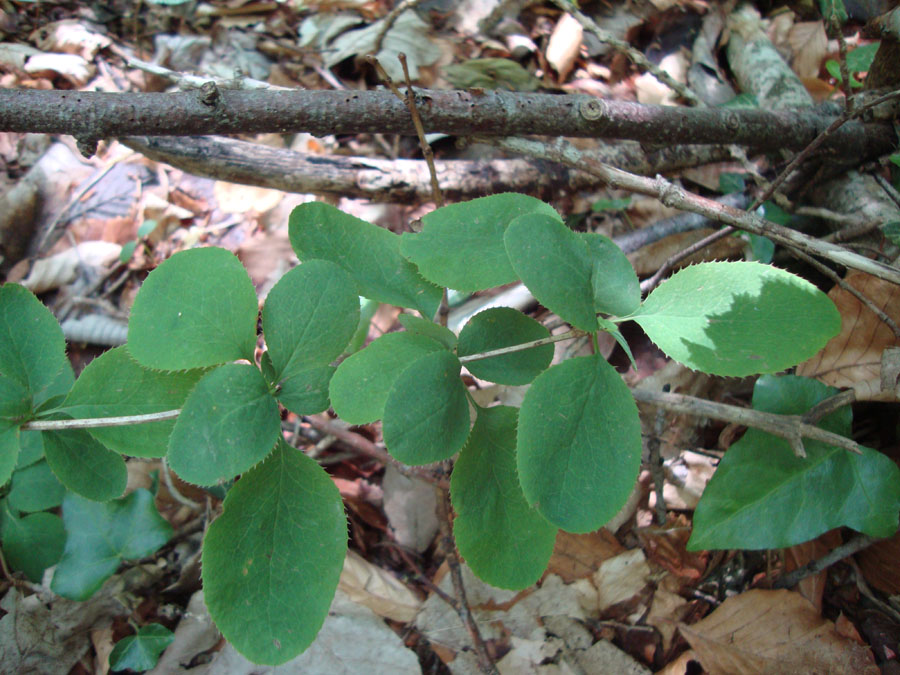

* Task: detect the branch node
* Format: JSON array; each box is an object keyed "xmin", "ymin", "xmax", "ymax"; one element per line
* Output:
[
  {"xmin": 579, "ymin": 97, "xmax": 605, "ymax": 121},
  {"xmin": 198, "ymin": 81, "xmax": 222, "ymax": 107}
]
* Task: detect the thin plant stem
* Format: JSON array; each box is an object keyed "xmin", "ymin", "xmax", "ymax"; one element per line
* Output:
[{"xmin": 23, "ymin": 409, "xmax": 181, "ymax": 431}]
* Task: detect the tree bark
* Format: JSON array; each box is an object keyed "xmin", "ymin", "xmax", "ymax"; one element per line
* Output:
[{"xmin": 0, "ymin": 89, "xmax": 893, "ymax": 157}]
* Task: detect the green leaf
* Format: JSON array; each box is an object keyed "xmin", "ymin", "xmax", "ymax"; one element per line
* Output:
[
  {"xmin": 119, "ymin": 240, "xmax": 138, "ymax": 264},
  {"xmin": 748, "ymin": 234, "xmax": 775, "ymax": 263},
  {"xmin": 400, "ymin": 194, "xmax": 562, "ymax": 291},
  {"xmin": 444, "ymin": 58, "xmax": 542, "ymax": 91},
  {"xmin": 0, "ymin": 284, "xmax": 73, "ymax": 406},
  {"xmin": 277, "ymin": 364, "xmax": 334, "ymax": 416},
  {"xmin": 8, "ymin": 459, "xmax": 65, "ymax": 512},
  {"xmin": 329, "ymin": 332, "xmax": 445, "ymax": 424},
  {"xmin": 15, "ymin": 430, "xmax": 43, "ymax": 469},
  {"xmin": 289, "ymin": 202, "xmax": 442, "ymax": 317},
  {"xmin": 0, "ymin": 425, "xmax": 19, "ymax": 488},
  {"xmin": 457, "ymin": 308, "xmax": 553, "ymax": 385},
  {"xmin": 846, "ymin": 41, "xmax": 879, "ymax": 72},
  {"xmin": 581, "ymin": 232, "xmax": 641, "ymax": 317},
  {"xmin": 137, "ymin": 219, "xmax": 159, "ymax": 239},
  {"xmin": 592, "ymin": 197, "xmax": 631, "ymax": 212},
  {"xmin": 262, "ymin": 260, "xmax": 360, "ymax": 380},
  {"xmin": 689, "ymin": 375, "xmax": 900, "ymax": 550},
  {"xmin": 167, "ymin": 364, "xmax": 280, "ymax": 486},
  {"xmin": 52, "ymin": 489, "xmax": 173, "ymax": 600},
  {"xmin": 451, "ymin": 406, "xmax": 556, "ymax": 590},
  {"xmin": 128, "ymin": 247, "xmax": 258, "ymax": 370},
  {"xmin": 43, "ymin": 429, "xmax": 127, "ymax": 502},
  {"xmin": 598, "ymin": 318, "xmax": 636, "ymax": 371},
  {"xmin": 61, "ymin": 347, "xmax": 203, "ymax": 458},
  {"xmin": 517, "ymin": 355, "xmax": 642, "ymax": 533},
  {"xmin": 0, "ymin": 375, "xmax": 30, "ymax": 423},
  {"xmin": 345, "ymin": 298, "xmax": 379, "ymax": 355},
  {"xmin": 1, "ymin": 506, "xmax": 65, "ymax": 582},
  {"xmin": 718, "ymin": 173, "xmax": 746, "ymax": 194},
  {"xmin": 633, "ymin": 262, "xmax": 841, "ymax": 376},
  {"xmin": 202, "ymin": 440, "xmax": 346, "ymax": 665},
  {"xmin": 109, "ymin": 624, "xmax": 174, "ymax": 672},
  {"xmin": 884, "ymin": 221, "xmax": 900, "ymax": 247},
  {"xmin": 504, "ymin": 214, "xmax": 599, "ymax": 331},
  {"xmin": 757, "ymin": 200, "xmax": 793, "ymax": 226},
  {"xmin": 819, "ymin": 0, "xmax": 847, "ymax": 24},
  {"xmin": 397, "ymin": 314, "xmax": 457, "ymax": 350},
  {"xmin": 382, "ymin": 351, "xmax": 470, "ymax": 465}
]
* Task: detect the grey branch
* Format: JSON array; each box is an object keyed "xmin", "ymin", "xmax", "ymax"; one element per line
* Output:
[{"xmin": 0, "ymin": 89, "xmax": 893, "ymax": 156}]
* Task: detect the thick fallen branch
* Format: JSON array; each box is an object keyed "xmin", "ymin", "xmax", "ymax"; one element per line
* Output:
[
  {"xmin": 120, "ymin": 135, "xmax": 734, "ymax": 201},
  {"xmin": 0, "ymin": 89, "xmax": 893, "ymax": 157}
]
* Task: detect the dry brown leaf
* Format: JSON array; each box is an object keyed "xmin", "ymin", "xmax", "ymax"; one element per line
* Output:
[
  {"xmin": 547, "ymin": 529, "xmax": 625, "ymax": 582},
  {"xmin": 783, "ymin": 529, "xmax": 842, "ymax": 610},
  {"xmin": 857, "ymin": 528, "xmax": 900, "ymax": 594},
  {"xmin": 789, "ymin": 21, "xmax": 828, "ymax": 79},
  {"xmin": 628, "ymin": 228, "xmax": 745, "ymax": 276},
  {"xmin": 679, "ymin": 589, "xmax": 879, "ymax": 674},
  {"xmin": 338, "ymin": 550, "xmax": 422, "ymax": 623},
  {"xmin": 592, "ymin": 549, "xmax": 651, "ymax": 612},
  {"xmin": 796, "ymin": 271, "xmax": 900, "ymax": 398},
  {"xmin": 647, "ymin": 588, "xmax": 690, "ymax": 651},
  {"xmin": 546, "ymin": 13, "xmax": 583, "ymax": 82}
]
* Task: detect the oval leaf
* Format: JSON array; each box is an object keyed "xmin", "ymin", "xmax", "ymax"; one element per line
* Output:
[
  {"xmin": 167, "ymin": 364, "xmax": 280, "ymax": 486},
  {"xmin": 43, "ymin": 429, "xmax": 127, "ymax": 502},
  {"xmin": 8, "ymin": 459, "xmax": 65, "ymax": 513},
  {"xmin": 289, "ymin": 202, "xmax": 442, "ymax": 317},
  {"xmin": 52, "ymin": 489, "xmax": 172, "ymax": 600},
  {"xmin": 451, "ymin": 406, "xmax": 557, "ymax": 590},
  {"xmin": 0, "ymin": 284, "xmax": 73, "ymax": 406},
  {"xmin": 382, "ymin": 351, "xmax": 470, "ymax": 465},
  {"xmin": 400, "ymin": 194, "xmax": 562, "ymax": 291},
  {"xmin": 61, "ymin": 347, "xmax": 203, "ymax": 458},
  {"xmin": 457, "ymin": 307, "xmax": 553, "ymax": 385},
  {"xmin": 128, "ymin": 247, "xmax": 258, "ymax": 370},
  {"xmin": 517, "ymin": 355, "xmax": 641, "ymax": 533},
  {"xmin": 329, "ymin": 332, "xmax": 445, "ymax": 425},
  {"xmin": 580, "ymin": 232, "xmax": 641, "ymax": 317},
  {"xmin": 277, "ymin": 364, "xmax": 334, "ymax": 416},
  {"xmin": 504, "ymin": 214, "xmax": 599, "ymax": 331},
  {"xmin": 202, "ymin": 440, "xmax": 346, "ymax": 665},
  {"xmin": 633, "ymin": 262, "xmax": 841, "ymax": 376},
  {"xmin": 689, "ymin": 375, "xmax": 900, "ymax": 551},
  {"xmin": 262, "ymin": 260, "xmax": 360, "ymax": 378},
  {"xmin": 109, "ymin": 624, "xmax": 174, "ymax": 672},
  {"xmin": 397, "ymin": 314, "xmax": 457, "ymax": 350}
]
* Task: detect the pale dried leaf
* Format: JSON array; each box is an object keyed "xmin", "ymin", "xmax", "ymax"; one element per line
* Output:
[
  {"xmin": 547, "ymin": 529, "xmax": 624, "ymax": 583},
  {"xmin": 24, "ymin": 53, "xmax": 95, "ymax": 87},
  {"xmin": 546, "ymin": 13, "xmax": 583, "ymax": 82},
  {"xmin": 382, "ymin": 464, "xmax": 438, "ymax": 553},
  {"xmin": 30, "ymin": 20, "xmax": 112, "ymax": 60},
  {"xmin": 61, "ymin": 314, "xmax": 128, "ymax": 346},
  {"xmin": 147, "ymin": 591, "xmax": 220, "ymax": 675},
  {"xmin": 592, "ymin": 549, "xmax": 650, "ymax": 612},
  {"xmin": 21, "ymin": 241, "xmax": 122, "ymax": 293},
  {"xmin": 635, "ymin": 52, "xmax": 688, "ymax": 106},
  {"xmin": 647, "ymin": 589, "xmax": 690, "ymax": 651},
  {"xmin": 796, "ymin": 271, "xmax": 900, "ymax": 397},
  {"xmin": 679, "ymin": 589, "xmax": 879, "ymax": 674},
  {"xmin": 339, "ymin": 550, "xmax": 421, "ymax": 623},
  {"xmin": 789, "ymin": 22, "xmax": 828, "ymax": 79},
  {"xmin": 0, "ymin": 43, "xmax": 41, "ymax": 70}
]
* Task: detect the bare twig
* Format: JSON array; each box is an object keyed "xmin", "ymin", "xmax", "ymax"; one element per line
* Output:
[
  {"xmin": 631, "ymin": 388, "xmax": 863, "ymax": 457},
  {"xmin": 23, "ymin": 409, "xmax": 181, "ymax": 431},
  {"xmin": 373, "ymin": 0, "xmax": 422, "ymax": 53},
  {"xmin": 458, "ymin": 329, "xmax": 587, "ymax": 363},
  {"xmin": 773, "ymin": 530, "xmax": 888, "ymax": 589},
  {"xmin": 802, "ymin": 389, "xmax": 857, "ymax": 425}
]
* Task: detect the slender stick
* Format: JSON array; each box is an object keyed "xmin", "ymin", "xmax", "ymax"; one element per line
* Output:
[
  {"xmin": 458, "ymin": 329, "xmax": 587, "ymax": 363},
  {"xmin": 22, "ymin": 409, "xmax": 181, "ymax": 431},
  {"xmin": 773, "ymin": 530, "xmax": 888, "ymax": 589}
]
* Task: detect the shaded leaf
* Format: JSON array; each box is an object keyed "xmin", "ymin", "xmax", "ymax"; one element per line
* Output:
[
  {"xmin": 0, "ymin": 284, "xmax": 73, "ymax": 406},
  {"xmin": 400, "ymin": 194, "xmax": 561, "ymax": 291},
  {"xmin": 382, "ymin": 351, "xmax": 470, "ymax": 465},
  {"xmin": 128, "ymin": 247, "xmax": 258, "ymax": 370},
  {"xmin": 8, "ymin": 459, "xmax": 65, "ymax": 513},
  {"xmin": 262, "ymin": 260, "xmax": 360, "ymax": 380},
  {"xmin": 633, "ymin": 262, "xmax": 841, "ymax": 376},
  {"xmin": 451, "ymin": 406, "xmax": 556, "ymax": 590},
  {"xmin": 457, "ymin": 307, "xmax": 553, "ymax": 385},
  {"xmin": 0, "ymin": 506, "xmax": 65, "ymax": 582},
  {"xmin": 581, "ymin": 232, "xmax": 641, "ymax": 317},
  {"xmin": 504, "ymin": 213, "xmax": 599, "ymax": 331},
  {"xmin": 277, "ymin": 364, "xmax": 334, "ymax": 416},
  {"xmin": 330, "ymin": 332, "xmax": 445, "ymax": 425},
  {"xmin": 689, "ymin": 375, "xmax": 900, "ymax": 550},
  {"xmin": 43, "ymin": 428, "xmax": 127, "ymax": 502},
  {"xmin": 289, "ymin": 202, "xmax": 441, "ymax": 317},
  {"xmin": 517, "ymin": 355, "xmax": 642, "ymax": 533},
  {"xmin": 52, "ymin": 489, "xmax": 172, "ymax": 600},
  {"xmin": 61, "ymin": 347, "xmax": 203, "ymax": 458},
  {"xmin": 109, "ymin": 624, "xmax": 174, "ymax": 672},
  {"xmin": 397, "ymin": 314, "xmax": 457, "ymax": 350},
  {"xmin": 202, "ymin": 440, "xmax": 346, "ymax": 665},
  {"xmin": 168, "ymin": 364, "xmax": 280, "ymax": 486}
]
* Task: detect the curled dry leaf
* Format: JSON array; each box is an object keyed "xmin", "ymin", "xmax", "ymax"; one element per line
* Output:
[
  {"xmin": 796, "ymin": 271, "xmax": 900, "ymax": 399},
  {"xmin": 546, "ymin": 13, "xmax": 583, "ymax": 82},
  {"xmin": 338, "ymin": 550, "xmax": 421, "ymax": 623},
  {"xmin": 21, "ymin": 241, "xmax": 122, "ymax": 294},
  {"xmin": 679, "ymin": 589, "xmax": 879, "ymax": 674}
]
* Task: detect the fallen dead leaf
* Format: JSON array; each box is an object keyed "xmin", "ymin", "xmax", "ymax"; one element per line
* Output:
[
  {"xmin": 546, "ymin": 13, "xmax": 583, "ymax": 83},
  {"xmin": 789, "ymin": 21, "xmax": 828, "ymax": 79},
  {"xmin": 679, "ymin": 589, "xmax": 879, "ymax": 674},
  {"xmin": 857, "ymin": 528, "xmax": 900, "ymax": 594},
  {"xmin": 797, "ymin": 271, "xmax": 900, "ymax": 399},
  {"xmin": 547, "ymin": 529, "xmax": 625, "ymax": 583},
  {"xmin": 783, "ymin": 529, "xmax": 843, "ymax": 610},
  {"xmin": 339, "ymin": 550, "xmax": 422, "ymax": 623},
  {"xmin": 30, "ymin": 19, "xmax": 112, "ymax": 61}
]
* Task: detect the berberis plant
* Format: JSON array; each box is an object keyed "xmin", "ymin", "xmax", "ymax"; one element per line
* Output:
[{"xmin": 2, "ymin": 192, "xmax": 897, "ymax": 665}]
